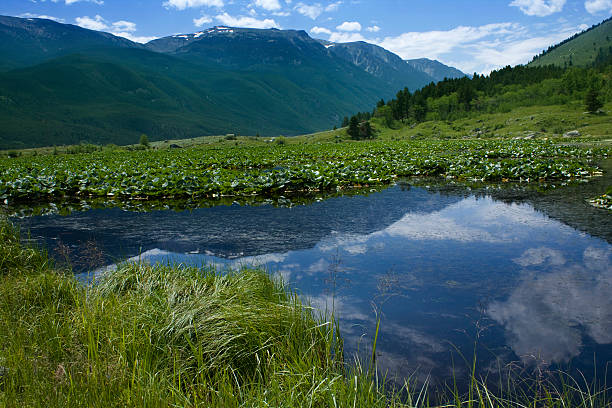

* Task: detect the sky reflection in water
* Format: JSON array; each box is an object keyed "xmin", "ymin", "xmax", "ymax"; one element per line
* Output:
[{"xmin": 17, "ymin": 186, "xmax": 612, "ymax": 384}]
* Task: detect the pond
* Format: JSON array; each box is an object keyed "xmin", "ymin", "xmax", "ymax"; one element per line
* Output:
[{"xmin": 12, "ymin": 179, "xmax": 612, "ymax": 389}]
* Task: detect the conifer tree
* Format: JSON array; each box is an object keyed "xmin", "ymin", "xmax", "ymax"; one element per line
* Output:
[
  {"xmin": 347, "ymin": 116, "xmax": 359, "ymax": 139},
  {"xmin": 585, "ymin": 88, "xmax": 603, "ymax": 113}
]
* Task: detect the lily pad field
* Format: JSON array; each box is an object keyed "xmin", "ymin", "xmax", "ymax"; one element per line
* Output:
[{"xmin": 1, "ymin": 138, "xmax": 609, "ymax": 208}]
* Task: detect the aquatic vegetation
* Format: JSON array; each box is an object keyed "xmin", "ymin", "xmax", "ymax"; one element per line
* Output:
[
  {"xmin": 0, "ymin": 139, "xmax": 607, "ymax": 206},
  {"xmin": 589, "ymin": 186, "xmax": 612, "ymax": 210}
]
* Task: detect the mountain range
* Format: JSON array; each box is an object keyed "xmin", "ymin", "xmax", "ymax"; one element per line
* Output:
[{"xmin": 0, "ymin": 15, "xmax": 465, "ymax": 148}]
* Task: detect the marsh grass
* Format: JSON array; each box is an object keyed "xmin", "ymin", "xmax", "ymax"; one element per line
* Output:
[{"xmin": 1, "ymin": 219, "xmax": 611, "ymax": 407}]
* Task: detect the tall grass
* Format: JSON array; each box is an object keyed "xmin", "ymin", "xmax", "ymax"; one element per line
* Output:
[{"xmin": 0, "ymin": 218, "xmax": 610, "ymax": 407}]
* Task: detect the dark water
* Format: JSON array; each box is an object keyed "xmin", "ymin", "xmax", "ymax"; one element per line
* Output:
[{"xmin": 13, "ymin": 182, "xmax": 612, "ymax": 387}]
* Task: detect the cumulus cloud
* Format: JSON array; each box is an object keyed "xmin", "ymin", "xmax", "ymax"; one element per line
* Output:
[
  {"xmin": 310, "ymin": 26, "xmax": 332, "ymax": 35},
  {"xmin": 293, "ymin": 2, "xmax": 339, "ymax": 19},
  {"xmin": 509, "ymin": 0, "xmax": 566, "ymax": 16},
  {"xmin": 193, "ymin": 15, "xmax": 212, "ymax": 27},
  {"xmin": 254, "ymin": 0, "xmax": 282, "ymax": 10},
  {"xmin": 294, "ymin": 2, "xmax": 323, "ymax": 19},
  {"xmin": 75, "ymin": 15, "xmax": 157, "ymax": 43},
  {"xmin": 215, "ymin": 12, "xmax": 280, "ymax": 28},
  {"xmin": 112, "ymin": 20, "xmax": 137, "ymax": 32},
  {"xmin": 19, "ymin": 13, "xmax": 65, "ymax": 22},
  {"xmin": 163, "ymin": 0, "xmax": 224, "ymax": 10},
  {"xmin": 329, "ymin": 31, "xmax": 365, "ymax": 42},
  {"xmin": 336, "ymin": 21, "xmax": 361, "ymax": 32},
  {"xmin": 377, "ymin": 22, "xmax": 581, "ymax": 73},
  {"xmin": 585, "ymin": 0, "xmax": 612, "ymax": 13},
  {"xmin": 75, "ymin": 14, "xmax": 108, "ymax": 30},
  {"xmin": 367, "ymin": 25, "xmax": 380, "ymax": 33}
]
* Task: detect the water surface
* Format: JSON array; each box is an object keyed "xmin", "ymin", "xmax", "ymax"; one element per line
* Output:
[{"xmin": 14, "ymin": 182, "xmax": 612, "ymax": 387}]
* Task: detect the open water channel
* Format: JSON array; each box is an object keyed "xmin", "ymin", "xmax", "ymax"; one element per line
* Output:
[{"xmin": 12, "ymin": 178, "xmax": 612, "ymax": 388}]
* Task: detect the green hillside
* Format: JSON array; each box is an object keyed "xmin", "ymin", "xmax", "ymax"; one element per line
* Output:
[
  {"xmin": 530, "ymin": 17, "xmax": 612, "ymax": 67},
  {"xmin": 0, "ymin": 47, "xmax": 391, "ymax": 148}
]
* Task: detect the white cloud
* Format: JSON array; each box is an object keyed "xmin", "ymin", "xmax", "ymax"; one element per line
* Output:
[
  {"xmin": 325, "ymin": 1, "xmax": 341, "ymax": 12},
  {"xmin": 294, "ymin": 2, "xmax": 338, "ymax": 19},
  {"xmin": 310, "ymin": 26, "xmax": 332, "ymax": 35},
  {"xmin": 336, "ymin": 21, "xmax": 361, "ymax": 32},
  {"xmin": 509, "ymin": 0, "xmax": 566, "ymax": 16},
  {"xmin": 367, "ymin": 25, "xmax": 380, "ymax": 33},
  {"xmin": 19, "ymin": 13, "xmax": 65, "ymax": 22},
  {"xmin": 377, "ymin": 22, "xmax": 581, "ymax": 74},
  {"xmin": 215, "ymin": 12, "xmax": 280, "ymax": 28},
  {"xmin": 75, "ymin": 15, "xmax": 108, "ymax": 31},
  {"xmin": 112, "ymin": 32, "xmax": 158, "ymax": 43},
  {"xmin": 193, "ymin": 15, "xmax": 213, "ymax": 27},
  {"xmin": 75, "ymin": 15, "xmax": 157, "ymax": 43},
  {"xmin": 585, "ymin": 0, "xmax": 612, "ymax": 13},
  {"xmin": 329, "ymin": 31, "xmax": 365, "ymax": 42},
  {"xmin": 64, "ymin": 0, "xmax": 104, "ymax": 4},
  {"xmin": 163, "ymin": 0, "xmax": 224, "ymax": 10},
  {"xmin": 112, "ymin": 20, "xmax": 137, "ymax": 32},
  {"xmin": 295, "ymin": 2, "xmax": 323, "ymax": 19},
  {"xmin": 254, "ymin": 0, "xmax": 282, "ymax": 10},
  {"xmin": 379, "ymin": 23, "xmax": 521, "ymax": 61}
]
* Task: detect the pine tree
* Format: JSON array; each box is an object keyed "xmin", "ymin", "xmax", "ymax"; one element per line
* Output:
[
  {"xmin": 341, "ymin": 116, "xmax": 349, "ymax": 127},
  {"xmin": 585, "ymin": 88, "xmax": 603, "ymax": 113},
  {"xmin": 139, "ymin": 134, "xmax": 150, "ymax": 147},
  {"xmin": 347, "ymin": 116, "xmax": 359, "ymax": 139},
  {"xmin": 358, "ymin": 121, "xmax": 374, "ymax": 139}
]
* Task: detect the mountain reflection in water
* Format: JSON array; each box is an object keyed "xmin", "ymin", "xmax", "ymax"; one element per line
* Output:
[{"xmin": 14, "ymin": 184, "xmax": 612, "ymax": 386}]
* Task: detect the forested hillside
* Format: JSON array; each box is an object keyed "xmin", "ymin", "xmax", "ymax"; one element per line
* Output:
[{"xmin": 349, "ymin": 62, "xmax": 611, "ymax": 129}]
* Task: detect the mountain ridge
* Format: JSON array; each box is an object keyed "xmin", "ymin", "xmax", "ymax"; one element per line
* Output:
[
  {"xmin": 405, "ymin": 58, "xmax": 466, "ymax": 82},
  {"xmin": 0, "ymin": 15, "xmax": 473, "ymax": 149},
  {"xmin": 0, "ymin": 15, "xmax": 141, "ymax": 71}
]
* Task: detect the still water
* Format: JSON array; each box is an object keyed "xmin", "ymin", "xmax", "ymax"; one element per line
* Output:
[{"xmin": 14, "ymin": 182, "xmax": 612, "ymax": 386}]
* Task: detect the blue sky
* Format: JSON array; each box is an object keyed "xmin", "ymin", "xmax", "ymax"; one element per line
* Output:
[{"xmin": 3, "ymin": 0, "xmax": 611, "ymax": 73}]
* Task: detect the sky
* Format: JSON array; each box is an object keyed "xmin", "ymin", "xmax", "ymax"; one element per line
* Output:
[{"xmin": 2, "ymin": 0, "xmax": 611, "ymax": 73}]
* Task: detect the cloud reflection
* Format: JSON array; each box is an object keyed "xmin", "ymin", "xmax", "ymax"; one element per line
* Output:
[
  {"xmin": 317, "ymin": 196, "xmax": 572, "ymax": 256},
  {"xmin": 488, "ymin": 246, "xmax": 612, "ymax": 364}
]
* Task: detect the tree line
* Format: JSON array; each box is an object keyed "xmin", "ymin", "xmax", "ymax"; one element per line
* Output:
[{"xmin": 342, "ymin": 59, "xmax": 611, "ymax": 132}]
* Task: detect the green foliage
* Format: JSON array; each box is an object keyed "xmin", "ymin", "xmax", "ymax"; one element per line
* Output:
[
  {"xmin": 585, "ymin": 88, "xmax": 604, "ymax": 113},
  {"xmin": 358, "ymin": 121, "xmax": 375, "ymax": 139},
  {"xmin": 353, "ymin": 63, "xmax": 611, "ymax": 128},
  {"xmin": 139, "ymin": 133, "xmax": 150, "ymax": 147},
  {"xmin": 347, "ymin": 116, "xmax": 359, "ymax": 139},
  {"xmin": 375, "ymin": 104, "xmax": 394, "ymax": 128},
  {"xmin": 0, "ymin": 138, "xmax": 607, "ymax": 208}
]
